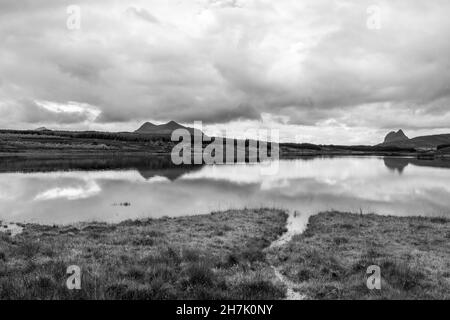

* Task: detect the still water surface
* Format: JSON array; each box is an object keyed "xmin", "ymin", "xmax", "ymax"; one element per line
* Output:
[{"xmin": 1, "ymin": 156, "xmax": 449, "ymax": 232}]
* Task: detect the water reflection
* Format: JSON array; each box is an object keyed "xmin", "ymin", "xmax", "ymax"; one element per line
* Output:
[
  {"xmin": 34, "ymin": 180, "xmax": 101, "ymax": 201},
  {"xmin": 0, "ymin": 156, "xmax": 449, "ymax": 226},
  {"xmin": 384, "ymin": 157, "xmax": 450, "ymax": 174},
  {"xmin": 384, "ymin": 157, "xmax": 409, "ymax": 174}
]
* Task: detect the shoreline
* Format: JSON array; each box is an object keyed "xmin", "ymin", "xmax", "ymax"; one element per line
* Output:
[
  {"xmin": 1, "ymin": 154, "xmax": 450, "ymax": 178},
  {"xmin": 0, "ymin": 150, "xmax": 441, "ymax": 158}
]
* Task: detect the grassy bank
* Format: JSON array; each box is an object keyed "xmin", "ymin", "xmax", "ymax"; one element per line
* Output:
[
  {"xmin": 3, "ymin": 209, "xmax": 449, "ymax": 300},
  {"xmin": 268, "ymin": 211, "xmax": 450, "ymax": 299},
  {"xmin": 0, "ymin": 209, "xmax": 287, "ymax": 300}
]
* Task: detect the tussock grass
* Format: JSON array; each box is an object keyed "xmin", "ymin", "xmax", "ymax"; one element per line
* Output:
[
  {"xmin": 0, "ymin": 209, "xmax": 287, "ymax": 300},
  {"xmin": 268, "ymin": 211, "xmax": 450, "ymax": 299}
]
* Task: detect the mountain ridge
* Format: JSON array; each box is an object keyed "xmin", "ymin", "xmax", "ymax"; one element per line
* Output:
[
  {"xmin": 379, "ymin": 129, "xmax": 450, "ymax": 149},
  {"xmin": 135, "ymin": 121, "xmax": 205, "ymax": 137},
  {"xmin": 35, "ymin": 127, "xmax": 51, "ymax": 131}
]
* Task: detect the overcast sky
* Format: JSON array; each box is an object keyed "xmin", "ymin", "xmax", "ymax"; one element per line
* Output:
[{"xmin": 0, "ymin": 0, "xmax": 449, "ymax": 144}]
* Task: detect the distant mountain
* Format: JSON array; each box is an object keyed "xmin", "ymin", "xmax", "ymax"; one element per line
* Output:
[
  {"xmin": 135, "ymin": 122, "xmax": 157, "ymax": 132},
  {"xmin": 379, "ymin": 129, "xmax": 450, "ymax": 149},
  {"xmin": 384, "ymin": 129, "xmax": 409, "ymax": 143},
  {"xmin": 34, "ymin": 127, "xmax": 51, "ymax": 131},
  {"xmin": 135, "ymin": 121, "xmax": 205, "ymax": 137}
]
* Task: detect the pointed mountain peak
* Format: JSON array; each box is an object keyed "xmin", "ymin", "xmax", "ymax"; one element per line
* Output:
[
  {"xmin": 164, "ymin": 120, "xmax": 183, "ymax": 129},
  {"xmin": 135, "ymin": 120, "xmax": 191, "ymax": 134},
  {"xmin": 384, "ymin": 129, "xmax": 409, "ymax": 143},
  {"xmin": 135, "ymin": 122, "xmax": 157, "ymax": 133}
]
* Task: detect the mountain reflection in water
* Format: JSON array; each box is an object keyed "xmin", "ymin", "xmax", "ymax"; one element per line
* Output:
[{"xmin": 0, "ymin": 156, "xmax": 449, "ymax": 225}]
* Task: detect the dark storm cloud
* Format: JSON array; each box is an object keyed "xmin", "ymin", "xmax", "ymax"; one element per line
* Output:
[
  {"xmin": 2, "ymin": 100, "xmax": 95, "ymax": 124},
  {"xmin": 0, "ymin": 0, "xmax": 449, "ymax": 140},
  {"xmin": 177, "ymin": 103, "xmax": 260, "ymax": 124}
]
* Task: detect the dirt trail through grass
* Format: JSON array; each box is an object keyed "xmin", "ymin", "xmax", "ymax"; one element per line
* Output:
[
  {"xmin": 272, "ymin": 267, "xmax": 306, "ymax": 300},
  {"xmin": 267, "ymin": 211, "xmax": 450, "ymax": 299},
  {"xmin": 267, "ymin": 210, "xmax": 310, "ymax": 300}
]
